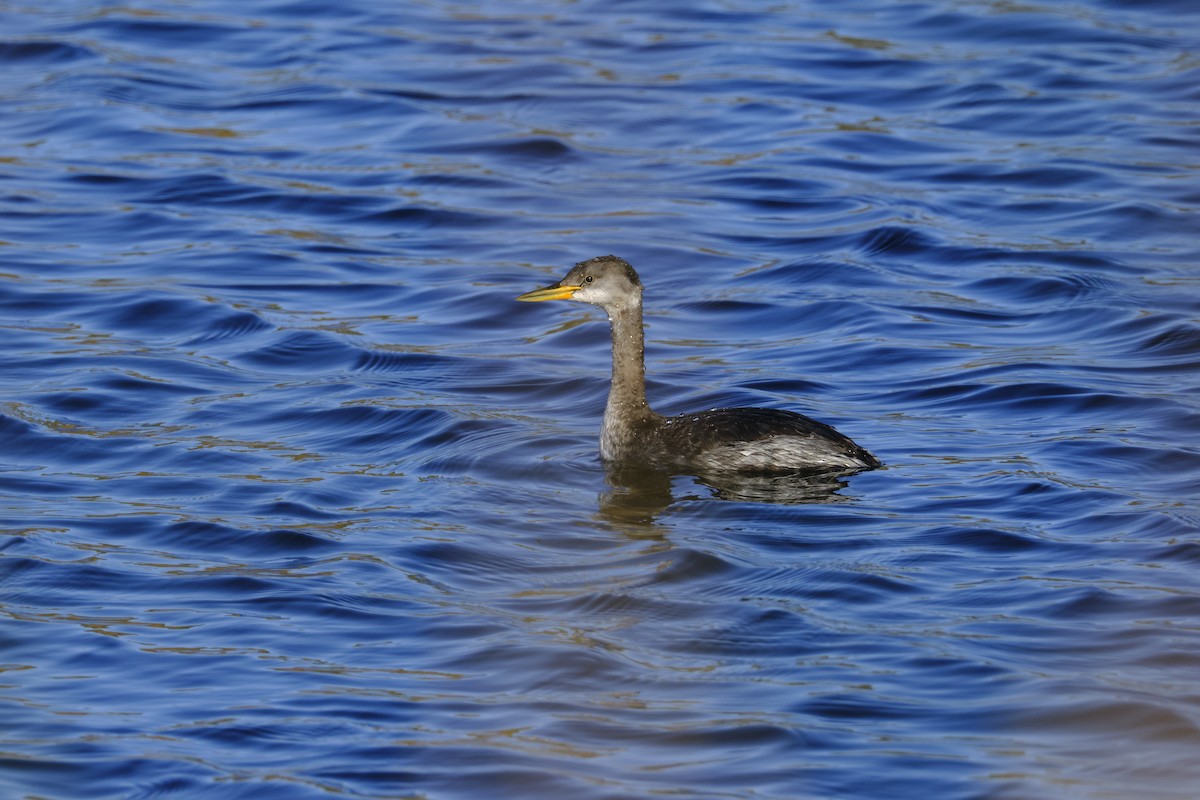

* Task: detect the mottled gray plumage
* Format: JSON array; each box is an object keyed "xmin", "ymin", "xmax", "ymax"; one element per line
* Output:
[{"xmin": 518, "ymin": 255, "xmax": 880, "ymax": 475}]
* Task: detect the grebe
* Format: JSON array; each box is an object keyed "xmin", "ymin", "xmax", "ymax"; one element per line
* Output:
[{"xmin": 517, "ymin": 255, "xmax": 880, "ymax": 474}]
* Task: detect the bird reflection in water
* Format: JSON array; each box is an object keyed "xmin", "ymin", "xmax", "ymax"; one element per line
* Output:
[{"xmin": 598, "ymin": 462, "xmax": 862, "ymax": 528}]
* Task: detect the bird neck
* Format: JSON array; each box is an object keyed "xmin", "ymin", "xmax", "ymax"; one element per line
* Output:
[{"xmin": 605, "ymin": 302, "xmax": 655, "ymax": 426}]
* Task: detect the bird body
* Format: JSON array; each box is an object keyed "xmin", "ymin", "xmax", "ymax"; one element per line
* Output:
[
  {"xmin": 645, "ymin": 407, "xmax": 878, "ymax": 473},
  {"xmin": 518, "ymin": 255, "xmax": 879, "ymax": 475}
]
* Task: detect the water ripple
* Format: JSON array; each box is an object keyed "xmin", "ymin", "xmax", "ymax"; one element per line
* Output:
[{"xmin": 1, "ymin": 1, "xmax": 1198, "ymax": 799}]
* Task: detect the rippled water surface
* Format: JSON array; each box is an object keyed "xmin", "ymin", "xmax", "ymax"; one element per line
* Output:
[{"xmin": 3, "ymin": 1, "xmax": 1199, "ymax": 798}]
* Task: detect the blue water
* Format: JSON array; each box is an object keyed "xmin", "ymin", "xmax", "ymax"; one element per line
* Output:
[{"xmin": 2, "ymin": 1, "xmax": 1199, "ymax": 798}]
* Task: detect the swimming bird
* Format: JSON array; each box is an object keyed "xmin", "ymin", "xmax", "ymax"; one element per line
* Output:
[{"xmin": 517, "ymin": 255, "xmax": 880, "ymax": 474}]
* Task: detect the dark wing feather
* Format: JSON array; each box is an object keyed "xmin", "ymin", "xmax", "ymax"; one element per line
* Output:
[{"xmin": 654, "ymin": 407, "xmax": 880, "ymax": 469}]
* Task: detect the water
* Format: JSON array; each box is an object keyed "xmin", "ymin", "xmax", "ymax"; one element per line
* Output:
[{"xmin": 2, "ymin": 1, "xmax": 1198, "ymax": 798}]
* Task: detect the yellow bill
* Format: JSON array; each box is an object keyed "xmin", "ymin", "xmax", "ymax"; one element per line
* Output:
[{"xmin": 516, "ymin": 283, "xmax": 581, "ymax": 302}]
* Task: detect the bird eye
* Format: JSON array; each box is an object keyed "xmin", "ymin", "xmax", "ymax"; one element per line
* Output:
[{"xmin": 584, "ymin": 275, "xmax": 593, "ymax": 283}]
